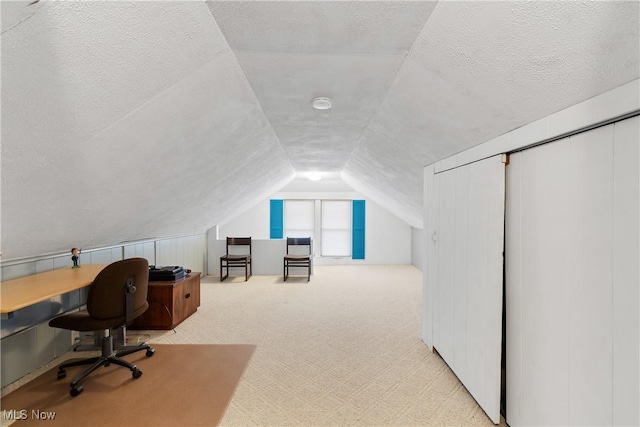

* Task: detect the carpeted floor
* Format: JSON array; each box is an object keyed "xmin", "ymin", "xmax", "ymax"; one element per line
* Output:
[
  {"xmin": 2, "ymin": 265, "xmax": 505, "ymax": 426},
  {"xmin": 0, "ymin": 344, "xmax": 255, "ymax": 427},
  {"xmin": 153, "ymin": 265, "xmax": 503, "ymax": 426}
]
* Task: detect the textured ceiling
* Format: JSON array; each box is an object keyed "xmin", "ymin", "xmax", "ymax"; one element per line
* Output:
[{"xmin": 1, "ymin": 0, "xmax": 638, "ymax": 259}]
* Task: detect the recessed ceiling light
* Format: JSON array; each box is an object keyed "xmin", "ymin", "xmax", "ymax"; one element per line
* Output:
[
  {"xmin": 312, "ymin": 97, "xmax": 332, "ymax": 110},
  {"xmin": 308, "ymin": 173, "xmax": 322, "ymax": 181}
]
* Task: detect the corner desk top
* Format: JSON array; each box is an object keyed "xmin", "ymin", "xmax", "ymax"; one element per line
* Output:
[{"xmin": 1, "ymin": 264, "xmax": 108, "ymax": 314}]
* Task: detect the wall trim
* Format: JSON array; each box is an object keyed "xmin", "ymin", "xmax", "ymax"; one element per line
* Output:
[{"xmin": 0, "ymin": 235, "xmax": 201, "ymax": 267}]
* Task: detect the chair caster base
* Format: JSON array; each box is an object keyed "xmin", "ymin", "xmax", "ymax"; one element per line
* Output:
[
  {"xmin": 132, "ymin": 368, "xmax": 142, "ymax": 379},
  {"xmin": 57, "ymin": 370, "xmax": 66, "ymax": 380},
  {"xmin": 146, "ymin": 348, "xmax": 155, "ymax": 357},
  {"xmin": 70, "ymin": 385, "xmax": 84, "ymax": 397}
]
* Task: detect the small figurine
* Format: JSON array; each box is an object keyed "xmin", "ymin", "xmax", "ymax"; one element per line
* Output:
[{"xmin": 71, "ymin": 247, "xmax": 81, "ymax": 268}]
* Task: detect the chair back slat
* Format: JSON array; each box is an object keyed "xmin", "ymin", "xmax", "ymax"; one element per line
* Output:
[
  {"xmin": 286, "ymin": 237, "xmax": 311, "ymax": 255},
  {"xmin": 226, "ymin": 237, "xmax": 252, "ymax": 255}
]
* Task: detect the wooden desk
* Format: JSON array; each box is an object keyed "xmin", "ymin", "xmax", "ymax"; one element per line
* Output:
[{"xmin": 1, "ymin": 264, "xmax": 107, "ymax": 317}]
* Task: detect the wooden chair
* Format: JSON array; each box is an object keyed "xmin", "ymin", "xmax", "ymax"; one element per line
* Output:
[
  {"xmin": 220, "ymin": 237, "xmax": 252, "ymax": 281},
  {"xmin": 283, "ymin": 237, "xmax": 312, "ymax": 281}
]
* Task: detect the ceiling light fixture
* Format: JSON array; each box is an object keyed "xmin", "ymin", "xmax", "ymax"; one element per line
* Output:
[
  {"xmin": 307, "ymin": 173, "xmax": 322, "ymax": 181},
  {"xmin": 312, "ymin": 97, "xmax": 332, "ymax": 110}
]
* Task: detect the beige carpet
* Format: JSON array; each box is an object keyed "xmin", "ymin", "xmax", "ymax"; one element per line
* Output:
[
  {"xmin": 2, "ymin": 265, "xmax": 505, "ymax": 426},
  {"xmin": 0, "ymin": 344, "xmax": 255, "ymax": 427},
  {"xmin": 152, "ymin": 266, "xmax": 504, "ymax": 426}
]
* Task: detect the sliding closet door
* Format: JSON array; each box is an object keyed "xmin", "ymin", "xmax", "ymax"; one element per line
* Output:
[
  {"xmin": 432, "ymin": 154, "xmax": 505, "ymax": 424},
  {"xmin": 611, "ymin": 117, "xmax": 640, "ymax": 426},
  {"xmin": 506, "ymin": 117, "xmax": 639, "ymax": 426}
]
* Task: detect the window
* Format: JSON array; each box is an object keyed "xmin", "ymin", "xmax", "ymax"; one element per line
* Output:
[
  {"xmin": 284, "ymin": 200, "xmax": 314, "ymax": 240},
  {"xmin": 321, "ymin": 200, "xmax": 351, "ymax": 256},
  {"xmin": 271, "ymin": 198, "xmax": 365, "ymax": 259}
]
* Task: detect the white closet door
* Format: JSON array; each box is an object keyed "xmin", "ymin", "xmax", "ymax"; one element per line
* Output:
[
  {"xmin": 433, "ymin": 154, "xmax": 505, "ymax": 424},
  {"xmin": 506, "ymin": 118, "xmax": 639, "ymax": 426},
  {"xmin": 611, "ymin": 117, "xmax": 639, "ymax": 426},
  {"xmin": 506, "ymin": 137, "xmax": 574, "ymax": 426}
]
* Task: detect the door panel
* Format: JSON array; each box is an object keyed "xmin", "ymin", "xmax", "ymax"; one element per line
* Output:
[
  {"xmin": 432, "ymin": 155, "xmax": 505, "ymax": 424},
  {"xmin": 506, "ymin": 119, "xmax": 638, "ymax": 426}
]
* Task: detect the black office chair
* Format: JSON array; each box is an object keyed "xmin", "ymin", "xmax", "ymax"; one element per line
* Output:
[
  {"xmin": 283, "ymin": 237, "xmax": 312, "ymax": 281},
  {"xmin": 220, "ymin": 237, "xmax": 252, "ymax": 281},
  {"xmin": 49, "ymin": 258, "xmax": 155, "ymax": 396}
]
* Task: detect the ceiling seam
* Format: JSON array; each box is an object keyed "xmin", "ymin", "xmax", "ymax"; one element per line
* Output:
[
  {"xmin": 342, "ymin": 1, "xmax": 442, "ymax": 172},
  {"xmin": 203, "ymin": 0, "xmax": 297, "ymax": 173},
  {"xmin": 76, "ymin": 55, "xmax": 226, "ymax": 147}
]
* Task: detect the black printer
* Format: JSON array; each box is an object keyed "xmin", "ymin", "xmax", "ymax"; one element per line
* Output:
[{"xmin": 148, "ymin": 265, "xmax": 186, "ymax": 281}]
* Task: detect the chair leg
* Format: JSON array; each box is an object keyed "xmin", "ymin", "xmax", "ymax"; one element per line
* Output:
[
  {"xmin": 68, "ymin": 358, "xmax": 109, "ymax": 389},
  {"xmin": 57, "ymin": 333, "xmax": 153, "ymax": 396},
  {"xmin": 116, "ymin": 342, "xmax": 153, "ymax": 358},
  {"xmin": 220, "ymin": 260, "xmax": 228, "ymax": 282},
  {"xmin": 107, "ymin": 356, "xmax": 138, "ymax": 371},
  {"xmin": 58, "ymin": 356, "xmax": 101, "ymax": 371}
]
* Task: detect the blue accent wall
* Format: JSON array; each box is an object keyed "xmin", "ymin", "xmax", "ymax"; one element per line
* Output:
[
  {"xmin": 270, "ymin": 199, "xmax": 284, "ymax": 239},
  {"xmin": 352, "ymin": 200, "xmax": 365, "ymax": 259}
]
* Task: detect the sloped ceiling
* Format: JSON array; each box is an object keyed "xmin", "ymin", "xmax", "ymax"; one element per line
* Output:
[{"xmin": 1, "ymin": 0, "xmax": 638, "ymax": 259}]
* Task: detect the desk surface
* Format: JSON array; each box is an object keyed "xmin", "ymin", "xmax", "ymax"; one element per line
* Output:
[{"xmin": 1, "ymin": 264, "xmax": 107, "ymax": 314}]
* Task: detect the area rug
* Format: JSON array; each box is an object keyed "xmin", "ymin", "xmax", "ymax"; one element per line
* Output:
[{"xmin": 0, "ymin": 344, "xmax": 255, "ymax": 427}]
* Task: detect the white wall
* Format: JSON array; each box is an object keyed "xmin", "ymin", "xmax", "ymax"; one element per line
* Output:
[
  {"xmin": 362, "ymin": 196, "xmax": 411, "ymax": 265},
  {"xmin": 211, "ymin": 191, "xmax": 411, "ymax": 275},
  {"xmin": 155, "ymin": 234, "xmax": 207, "ymax": 275},
  {"xmin": 411, "ymin": 227, "xmax": 425, "ymax": 271},
  {"xmin": 213, "ymin": 199, "xmax": 271, "ymax": 240}
]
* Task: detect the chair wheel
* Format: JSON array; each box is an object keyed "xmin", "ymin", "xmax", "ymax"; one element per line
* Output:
[
  {"xmin": 132, "ymin": 368, "xmax": 142, "ymax": 379},
  {"xmin": 145, "ymin": 348, "xmax": 155, "ymax": 357},
  {"xmin": 57, "ymin": 370, "xmax": 66, "ymax": 380},
  {"xmin": 70, "ymin": 385, "xmax": 83, "ymax": 397}
]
